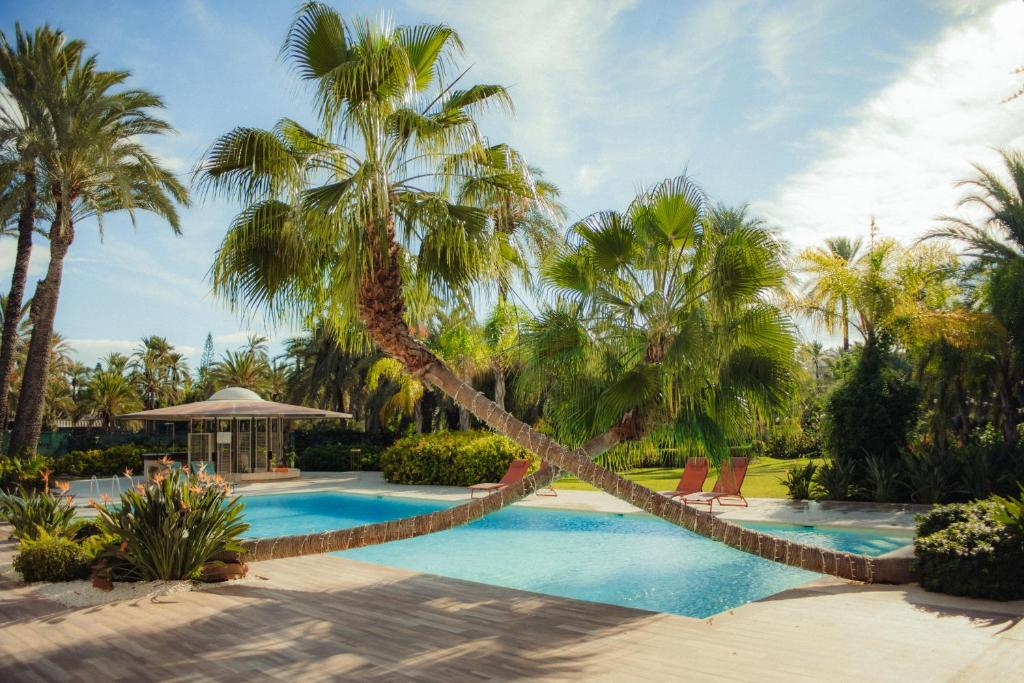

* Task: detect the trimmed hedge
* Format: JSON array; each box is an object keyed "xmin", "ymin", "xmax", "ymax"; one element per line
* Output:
[
  {"xmin": 53, "ymin": 445, "xmax": 144, "ymax": 478},
  {"xmin": 381, "ymin": 430, "xmax": 533, "ymax": 486},
  {"xmin": 298, "ymin": 444, "xmax": 382, "ymax": 472},
  {"xmin": 914, "ymin": 499, "xmax": 1024, "ymax": 600}
]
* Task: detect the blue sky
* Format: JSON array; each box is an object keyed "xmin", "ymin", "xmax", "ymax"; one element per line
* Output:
[{"xmin": 1, "ymin": 0, "xmax": 1022, "ymax": 366}]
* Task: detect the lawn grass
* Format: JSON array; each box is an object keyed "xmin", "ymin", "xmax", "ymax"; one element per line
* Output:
[{"xmin": 551, "ymin": 456, "xmax": 822, "ymax": 499}]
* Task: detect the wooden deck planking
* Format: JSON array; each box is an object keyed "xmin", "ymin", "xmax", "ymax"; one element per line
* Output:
[{"xmin": 1, "ymin": 536, "xmax": 1023, "ymax": 681}]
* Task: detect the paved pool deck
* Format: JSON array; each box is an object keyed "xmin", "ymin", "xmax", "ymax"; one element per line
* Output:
[{"xmin": 1, "ymin": 532, "xmax": 1022, "ymax": 681}]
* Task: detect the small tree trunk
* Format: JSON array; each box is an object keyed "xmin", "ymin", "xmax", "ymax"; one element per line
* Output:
[
  {"xmin": 0, "ymin": 169, "xmax": 37, "ymax": 445},
  {"xmin": 458, "ymin": 405, "xmax": 470, "ymax": 430},
  {"xmin": 493, "ymin": 363, "xmax": 506, "ymax": 411},
  {"xmin": 841, "ymin": 298, "xmax": 850, "ymax": 351},
  {"xmin": 9, "ymin": 210, "xmax": 72, "ymax": 457}
]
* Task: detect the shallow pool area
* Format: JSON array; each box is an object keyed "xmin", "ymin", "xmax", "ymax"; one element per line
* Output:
[{"xmin": 240, "ymin": 491, "xmax": 910, "ymax": 618}]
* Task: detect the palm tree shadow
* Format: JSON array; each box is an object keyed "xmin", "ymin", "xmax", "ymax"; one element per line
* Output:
[{"xmin": 0, "ymin": 571, "xmax": 663, "ymax": 681}]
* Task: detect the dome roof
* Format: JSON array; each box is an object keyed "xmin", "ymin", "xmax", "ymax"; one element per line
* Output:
[{"xmin": 207, "ymin": 386, "xmax": 264, "ymax": 402}]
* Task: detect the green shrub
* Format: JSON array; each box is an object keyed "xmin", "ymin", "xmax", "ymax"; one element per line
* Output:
[
  {"xmin": 903, "ymin": 446, "xmax": 957, "ymax": 504},
  {"xmin": 53, "ymin": 445, "xmax": 143, "ymax": 478},
  {"xmin": 13, "ymin": 530, "xmax": 91, "ymax": 582},
  {"xmin": 381, "ymin": 430, "xmax": 532, "ymax": 486},
  {"xmin": 780, "ymin": 462, "xmax": 817, "ymax": 500},
  {"xmin": 864, "ymin": 455, "xmax": 903, "ymax": 503},
  {"xmin": 0, "ymin": 455, "xmax": 53, "ymax": 493},
  {"xmin": 760, "ymin": 431, "xmax": 821, "ymax": 460},
  {"xmin": 813, "ymin": 457, "xmax": 857, "ymax": 500},
  {"xmin": 914, "ymin": 498, "xmax": 1024, "ymax": 600},
  {"xmin": 298, "ymin": 444, "xmax": 382, "ymax": 472},
  {"xmin": 0, "ymin": 486, "xmax": 77, "ymax": 540},
  {"xmin": 94, "ymin": 464, "xmax": 249, "ymax": 581}
]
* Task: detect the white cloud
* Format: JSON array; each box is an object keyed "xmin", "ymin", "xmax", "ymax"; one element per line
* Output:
[
  {"xmin": 755, "ymin": 1, "xmax": 1024, "ymax": 251},
  {"xmin": 756, "ymin": 2, "xmax": 828, "ymax": 86}
]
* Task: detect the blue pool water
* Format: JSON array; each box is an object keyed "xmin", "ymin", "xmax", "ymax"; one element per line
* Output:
[{"xmin": 240, "ymin": 492, "xmax": 909, "ymax": 618}]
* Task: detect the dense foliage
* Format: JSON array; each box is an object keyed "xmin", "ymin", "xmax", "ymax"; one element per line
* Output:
[
  {"xmin": 381, "ymin": 430, "xmax": 532, "ymax": 486},
  {"xmin": 914, "ymin": 496, "xmax": 1024, "ymax": 600},
  {"xmin": 298, "ymin": 444, "xmax": 382, "ymax": 472},
  {"xmin": 53, "ymin": 445, "xmax": 143, "ymax": 477}
]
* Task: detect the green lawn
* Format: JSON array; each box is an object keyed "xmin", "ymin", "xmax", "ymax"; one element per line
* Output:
[{"xmin": 552, "ymin": 456, "xmax": 821, "ymax": 499}]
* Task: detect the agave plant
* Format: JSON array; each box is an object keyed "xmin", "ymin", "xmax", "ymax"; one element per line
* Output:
[{"xmin": 93, "ymin": 463, "xmax": 249, "ymax": 581}]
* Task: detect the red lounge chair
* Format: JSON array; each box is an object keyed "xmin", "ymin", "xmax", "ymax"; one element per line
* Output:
[
  {"xmin": 680, "ymin": 457, "xmax": 749, "ymax": 508},
  {"xmin": 469, "ymin": 459, "xmax": 531, "ymax": 498},
  {"xmin": 659, "ymin": 457, "xmax": 709, "ymax": 499}
]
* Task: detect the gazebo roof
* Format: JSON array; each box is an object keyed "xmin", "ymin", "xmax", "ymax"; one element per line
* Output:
[{"xmin": 117, "ymin": 386, "xmax": 352, "ymax": 421}]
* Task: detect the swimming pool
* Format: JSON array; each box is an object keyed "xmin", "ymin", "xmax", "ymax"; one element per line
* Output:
[{"xmin": 240, "ymin": 492, "xmax": 909, "ymax": 618}]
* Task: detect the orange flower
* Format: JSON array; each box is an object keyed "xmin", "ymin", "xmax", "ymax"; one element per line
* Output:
[
  {"xmin": 55, "ymin": 480, "xmax": 71, "ymax": 493},
  {"xmin": 123, "ymin": 467, "xmax": 134, "ymax": 477},
  {"xmin": 100, "ymin": 493, "xmax": 111, "ymax": 504},
  {"xmin": 120, "ymin": 541, "xmax": 128, "ymax": 552},
  {"xmin": 153, "ymin": 473, "xmax": 165, "ymax": 484}
]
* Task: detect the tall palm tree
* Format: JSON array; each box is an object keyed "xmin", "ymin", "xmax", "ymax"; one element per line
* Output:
[
  {"xmin": 457, "ymin": 147, "xmax": 561, "ymax": 409},
  {"xmin": 83, "ymin": 368, "xmax": 141, "ymax": 429},
  {"xmin": 0, "ymin": 26, "xmax": 84, "ymax": 447},
  {"xmin": 197, "ymin": 5, "xmax": 858, "ymax": 576},
  {"xmin": 211, "ymin": 349, "xmax": 269, "ymax": 394},
  {"xmin": 8, "ymin": 35, "xmax": 188, "ymax": 456},
  {"xmin": 797, "ymin": 236, "xmax": 863, "ymax": 350},
  {"xmin": 283, "ymin": 324, "xmax": 373, "ymax": 413},
  {"xmin": 925, "ymin": 149, "xmax": 1024, "ymax": 442}
]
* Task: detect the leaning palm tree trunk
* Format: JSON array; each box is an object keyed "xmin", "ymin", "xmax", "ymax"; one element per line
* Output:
[
  {"xmin": 9, "ymin": 213, "xmax": 70, "ymax": 456},
  {"xmin": 0, "ymin": 170, "xmax": 36, "ymax": 446},
  {"xmin": 325, "ymin": 225, "xmax": 903, "ymax": 583}
]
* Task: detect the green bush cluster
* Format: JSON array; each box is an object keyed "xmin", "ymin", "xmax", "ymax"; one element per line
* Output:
[
  {"xmin": 53, "ymin": 445, "xmax": 144, "ymax": 477},
  {"xmin": 298, "ymin": 444, "xmax": 382, "ymax": 472},
  {"xmin": 381, "ymin": 430, "xmax": 532, "ymax": 486},
  {"xmin": 914, "ymin": 496, "xmax": 1024, "ymax": 600},
  {"xmin": 0, "ymin": 455, "xmax": 52, "ymax": 493},
  {"xmin": 13, "ymin": 531, "xmax": 93, "ymax": 583},
  {"xmin": 758, "ymin": 431, "xmax": 821, "ymax": 460}
]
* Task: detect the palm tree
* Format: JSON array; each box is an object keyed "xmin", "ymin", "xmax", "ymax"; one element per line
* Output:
[
  {"xmin": 212, "ymin": 349, "xmax": 269, "ymax": 394},
  {"xmin": 0, "ymin": 26, "xmax": 84, "ymax": 448},
  {"xmin": 7, "ymin": 34, "xmax": 188, "ymax": 456},
  {"xmin": 365, "ymin": 356, "xmax": 425, "ymax": 429},
  {"xmin": 197, "ymin": 5, "xmax": 863, "ymax": 576},
  {"xmin": 83, "ymin": 369, "xmax": 141, "ymax": 429},
  {"xmin": 797, "ymin": 236, "xmax": 863, "ymax": 351},
  {"xmin": 283, "ymin": 324, "xmax": 373, "ymax": 413},
  {"xmin": 431, "ymin": 309, "xmax": 490, "ymax": 429},
  {"xmin": 925, "ymin": 149, "xmax": 1024, "ymax": 442},
  {"xmin": 522, "ymin": 175, "xmax": 795, "ymax": 464}
]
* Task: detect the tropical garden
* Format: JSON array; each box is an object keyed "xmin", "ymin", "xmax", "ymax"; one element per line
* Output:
[{"xmin": 0, "ymin": 3, "xmax": 1022, "ymax": 598}]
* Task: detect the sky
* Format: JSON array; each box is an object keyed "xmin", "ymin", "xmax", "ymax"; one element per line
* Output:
[{"xmin": 1, "ymin": 0, "xmax": 1022, "ymax": 367}]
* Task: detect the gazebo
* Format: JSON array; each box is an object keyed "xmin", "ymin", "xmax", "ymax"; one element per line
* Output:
[{"xmin": 118, "ymin": 386, "xmax": 351, "ymax": 482}]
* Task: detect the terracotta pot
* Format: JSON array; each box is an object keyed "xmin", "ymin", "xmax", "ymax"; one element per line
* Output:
[
  {"xmin": 200, "ymin": 561, "xmax": 248, "ymax": 583},
  {"xmin": 91, "ymin": 575, "xmax": 114, "ymax": 592}
]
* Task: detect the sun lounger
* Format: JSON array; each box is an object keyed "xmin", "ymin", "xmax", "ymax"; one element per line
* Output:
[
  {"xmin": 679, "ymin": 457, "xmax": 749, "ymax": 508},
  {"xmin": 469, "ymin": 459, "xmax": 531, "ymax": 498},
  {"xmin": 659, "ymin": 457, "xmax": 709, "ymax": 499}
]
